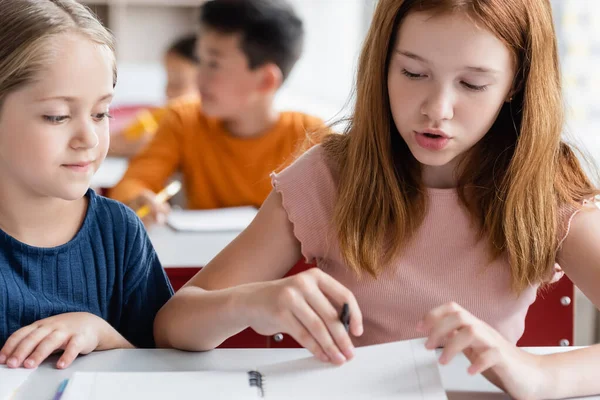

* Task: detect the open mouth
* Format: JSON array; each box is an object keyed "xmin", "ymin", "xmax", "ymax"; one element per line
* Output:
[
  {"xmin": 423, "ymin": 133, "xmax": 443, "ymax": 139},
  {"xmin": 414, "ymin": 131, "xmax": 450, "ymax": 151}
]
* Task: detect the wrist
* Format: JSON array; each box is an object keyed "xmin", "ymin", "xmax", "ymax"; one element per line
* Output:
[
  {"xmin": 229, "ymin": 284, "xmax": 254, "ymax": 328},
  {"xmin": 96, "ymin": 317, "xmax": 132, "ymax": 350}
]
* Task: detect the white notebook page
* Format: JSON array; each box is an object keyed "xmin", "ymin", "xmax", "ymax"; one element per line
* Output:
[
  {"xmin": 60, "ymin": 339, "xmax": 446, "ymax": 399},
  {"xmin": 0, "ymin": 366, "xmax": 34, "ymax": 400},
  {"xmin": 167, "ymin": 207, "xmax": 257, "ymax": 232},
  {"xmin": 260, "ymin": 338, "xmax": 447, "ymax": 399},
  {"xmin": 61, "ymin": 371, "xmax": 257, "ymax": 400}
]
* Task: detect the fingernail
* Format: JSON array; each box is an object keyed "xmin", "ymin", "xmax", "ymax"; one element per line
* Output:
[
  {"xmin": 157, "ymin": 214, "xmax": 166, "ymax": 224},
  {"xmin": 7, "ymin": 357, "xmax": 18, "ymax": 368},
  {"xmin": 344, "ymin": 346, "xmax": 354, "ymax": 359},
  {"xmin": 333, "ymin": 352, "xmax": 346, "ymax": 364},
  {"xmin": 0, "ymin": 354, "xmax": 6, "ymax": 364},
  {"xmin": 57, "ymin": 361, "xmax": 65, "ymax": 369},
  {"xmin": 353, "ymin": 325, "xmax": 363, "ymax": 336},
  {"xmin": 25, "ymin": 359, "xmax": 35, "ymax": 368}
]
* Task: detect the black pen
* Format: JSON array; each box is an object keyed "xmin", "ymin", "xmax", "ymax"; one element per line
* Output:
[{"xmin": 340, "ymin": 302, "xmax": 350, "ymax": 332}]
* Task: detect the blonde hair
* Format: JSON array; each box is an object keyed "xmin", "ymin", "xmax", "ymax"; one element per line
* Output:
[
  {"xmin": 0, "ymin": 0, "xmax": 116, "ymax": 109},
  {"xmin": 322, "ymin": 0, "xmax": 597, "ymax": 293}
]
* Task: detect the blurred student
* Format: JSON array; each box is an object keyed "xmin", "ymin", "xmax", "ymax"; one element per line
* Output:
[
  {"xmin": 109, "ymin": 0, "xmax": 323, "ymax": 227},
  {"xmin": 108, "ymin": 34, "xmax": 200, "ymax": 157}
]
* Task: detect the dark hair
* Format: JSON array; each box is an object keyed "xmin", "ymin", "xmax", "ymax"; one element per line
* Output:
[
  {"xmin": 167, "ymin": 34, "xmax": 198, "ymax": 64},
  {"xmin": 199, "ymin": 0, "xmax": 303, "ymax": 81}
]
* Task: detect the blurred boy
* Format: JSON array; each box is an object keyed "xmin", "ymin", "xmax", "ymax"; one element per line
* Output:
[{"xmin": 109, "ymin": 0, "xmax": 322, "ymax": 226}]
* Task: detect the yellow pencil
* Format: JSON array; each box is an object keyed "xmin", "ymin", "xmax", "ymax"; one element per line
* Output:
[{"xmin": 136, "ymin": 180, "xmax": 182, "ymax": 219}]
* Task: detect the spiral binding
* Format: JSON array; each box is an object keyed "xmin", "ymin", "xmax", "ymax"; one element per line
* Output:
[{"xmin": 248, "ymin": 370, "xmax": 265, "ymax": 398}]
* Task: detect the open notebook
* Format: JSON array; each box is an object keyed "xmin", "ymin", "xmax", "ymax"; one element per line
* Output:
[
  {"xmin": 0, "ymin": 366, "xmax": 34, "ymax": 400},
  {"xmin": 61, "ymin": 338, "xmax": 447, "ymax": 399},
  {"xmin": 166, "ymin": 207, "xmax": 258, "ymax": 232}
]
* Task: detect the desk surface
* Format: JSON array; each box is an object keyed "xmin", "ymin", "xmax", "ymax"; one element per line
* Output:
[
  {"xmin": 148, "ymin": 224, "xmax": 240, "ymax": 268},
  {"xmin": 13, "ymin": 347, "xmax": 595, "ymax": 400}
]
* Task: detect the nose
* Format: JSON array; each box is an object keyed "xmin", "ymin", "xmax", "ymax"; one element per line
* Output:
[
  {"xmin": 420, "ymin": 84, "xmax": 454, "ymax": 123},
  {"xmin": 71, "ymin": 118, "xmax": 99, "ymax": 150}
]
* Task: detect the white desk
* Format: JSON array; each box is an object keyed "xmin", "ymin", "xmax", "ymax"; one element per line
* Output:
[
  {"xmin": 13, "ymin": 347, "xmax": 597, "ymax": 400},
  {"xmin": 148, "ymin": 224, "xmax": 240, "ymax": 268},
  {"xmin": 91, "ymin": 157, "xmax": 128, "ymax": 189}
]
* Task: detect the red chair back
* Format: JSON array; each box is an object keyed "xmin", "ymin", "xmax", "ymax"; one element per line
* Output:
[{"xmin": 517, "ymin": 277, "xmax": 574, "ymax": 347}]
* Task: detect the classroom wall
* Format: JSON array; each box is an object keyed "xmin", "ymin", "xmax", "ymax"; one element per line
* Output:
[{"xmin": 553, "ymin": 0, "xmax": 600, "ymax": 173}]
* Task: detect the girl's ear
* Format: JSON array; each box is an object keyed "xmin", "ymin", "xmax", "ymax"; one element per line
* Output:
[{"xmin": 506, "ymin": 76, "xmax": 523, "ymax": 103}]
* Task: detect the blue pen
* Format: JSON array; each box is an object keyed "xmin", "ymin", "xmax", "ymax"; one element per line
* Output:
[{"xmin": 53, "ymin": 379, "xmax": 69, "ymax": 400}]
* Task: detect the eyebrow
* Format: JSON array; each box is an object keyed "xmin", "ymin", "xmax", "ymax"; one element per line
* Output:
[
  {"xmin": 207, "ymin": 48, "xmax": 222, "ymax": 57},
  {"xmin": 395, "ymin": 49, "xmax": 500, "ymax": 74},
  {"xmin": 37, "ymin": 93, "xmax": 114, "ymax": 103}
]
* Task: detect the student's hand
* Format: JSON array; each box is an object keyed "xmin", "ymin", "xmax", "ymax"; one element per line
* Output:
[
  {"xmin": 129, "ymin": 189, "xmax": 171, "ymax": 227},
  {"xmin": 418, "ymin": 302, "xmax": 547, "ymax": 400},
  {"xmin": 242, "ymin": 268, "xmax": 363, "ymax": 365},
  {"xmin": 0, "ymin": 312, "xmax": 133, "ymax": 369}
]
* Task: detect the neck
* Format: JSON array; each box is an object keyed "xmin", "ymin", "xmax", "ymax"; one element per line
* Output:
[
  {"xmin": 421, "ymin": 158, "xmax": 460, "ymax": 189},
  {"xmin": 222, "ymin": 98, "xmax": 279, "ymax": 138},
  {"xmin": 0, "ymin": 177, "xmax": 87, "ymax": 248}
]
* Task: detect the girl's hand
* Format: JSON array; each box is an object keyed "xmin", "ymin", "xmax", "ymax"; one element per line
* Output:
[
  {"xmin": 243, "ymin": 268, "xmax": 363, "ymax": 365},
  {"xmin": 419, "ymin": 302, "xmax": 548, "ymax": 400},
  {"xmin": 0, "ymin": 312, "xmax": 132, "ymax": 369}
]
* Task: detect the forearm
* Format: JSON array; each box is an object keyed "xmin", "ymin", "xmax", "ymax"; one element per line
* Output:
[
  {"xmin": 153, "ymin": 285, "xmax": 252, "ymax": 351},
  {"xmin": 538, "ymin": 344, "xmax": 600, "ymax": 399}
]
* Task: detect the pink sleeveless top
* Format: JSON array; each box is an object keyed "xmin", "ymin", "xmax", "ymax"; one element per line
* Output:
[{"xmin": 271, "ymin": 145, "xmax": 578, "ymax": 347}]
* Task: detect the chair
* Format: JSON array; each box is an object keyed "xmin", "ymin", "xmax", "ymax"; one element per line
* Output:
[{"xmin": 517, "ymin": 277, "xmax": 574, "ymax": 346}]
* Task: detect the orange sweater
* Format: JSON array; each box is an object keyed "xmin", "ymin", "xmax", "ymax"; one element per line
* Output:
[{"xmin": 108, "ymin": 98, "xmax": 323, "ymax": 209}]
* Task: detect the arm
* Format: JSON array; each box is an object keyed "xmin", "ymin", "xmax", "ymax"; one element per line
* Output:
[
  {"xmin": 538, "ymin": 204, "xmax": 600, "ymax": 399},
  {"xmin": 154, "ymin": 190, "xmax": 303, "ymax": 349},
  {"xmin": 107, "ymin": 109, "xmax": 183, "ymax": 205},
  {"xmin": 119, "ymin": 216, "xmax": 174, "ymax": 348},
  {"xmin": 154, "ymin": 190, "xmax": 362, "ymax": 363},
  {"xmin": 420, "ymin": 204, "xmax": 600, "ymax": 400}
]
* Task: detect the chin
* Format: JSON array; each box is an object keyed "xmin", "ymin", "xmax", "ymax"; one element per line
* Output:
[
  {"xmin": 53, "ymin": 186, "xmax": 90, "ymax": 202},
  {"xmin": 410, "ymin": 149, "xmax": 457, "ymax": 168}
]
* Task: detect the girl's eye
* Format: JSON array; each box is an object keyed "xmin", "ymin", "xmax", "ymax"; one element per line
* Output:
[
  {"xmin": 401, "ymin": 69, "xmax": 427, "ymax": 79},
  {"xmin": 43, "ymin": 115, "xmax": 69, "ymax": 124}
]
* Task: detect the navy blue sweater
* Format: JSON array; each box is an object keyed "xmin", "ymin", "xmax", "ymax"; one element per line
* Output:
[{"xmin": 0, "ymin": 190, "xmax": 173, "ymax": 348}]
